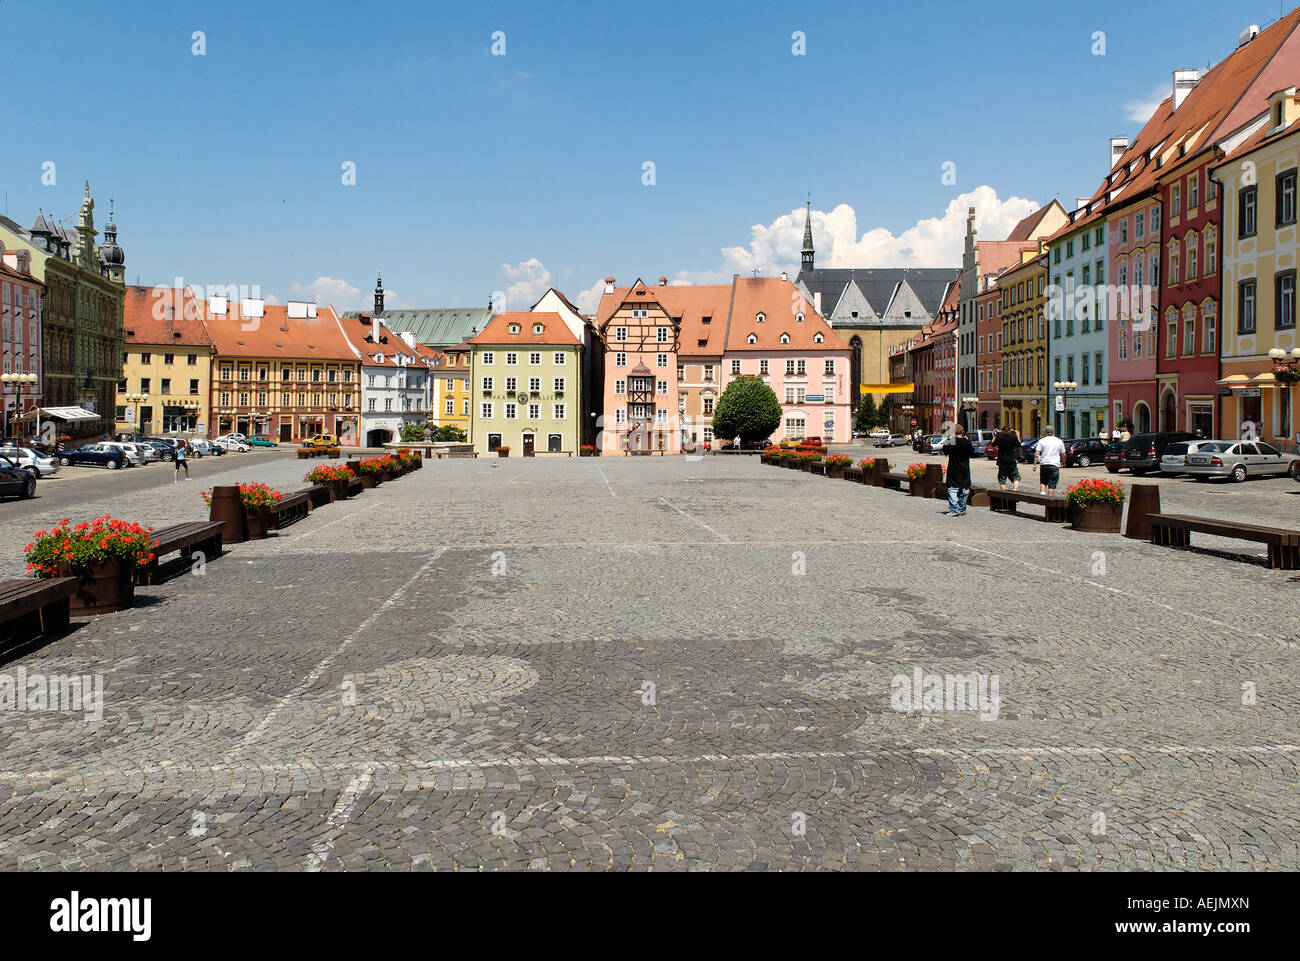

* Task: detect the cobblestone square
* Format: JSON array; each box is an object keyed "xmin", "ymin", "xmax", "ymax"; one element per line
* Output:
[{"xmin": 0, "ymin": 454, "xmax": 1296, "ymax": 870}]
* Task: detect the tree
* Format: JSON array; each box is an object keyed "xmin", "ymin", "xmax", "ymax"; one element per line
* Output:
[
  {"xmin": 855, "ymin": 394, "xmax": 879, "ymax": 434},
  {"xmin": 711, "ymin": 375, "xmax": 783, "ymax": 445},
  {"xmin": 400, "ymin": 423, "xmax": 429, "ymax": 442},
  {"xmin": 432, "ymin": 424, "xmax": 467, "ymax": 443}
]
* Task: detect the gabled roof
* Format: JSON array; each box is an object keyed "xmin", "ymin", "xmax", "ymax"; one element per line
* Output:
[
  {"xmin": 345, "ymin": 313, "xmax": 446, "ymax": 369},
  {"xmin": 122, "ymin": 286, "xmax": 215, "ymax": 348},
  {"xmin": 469, "ymin": 311, "xmax": 581, "ymax": 347},
  {"xmin": 724, "ymin": 276, "xmax": 841, "ymax": 351},
  {"xmin": 343, "ymin": 307, "xmax": 492, "ymax": 347},
  {"xmin": 1006, "ymin": 201, "xmax": 1067, "ymax": 241},
  {"xmin": 596, "ymin": 279, "xmax": 734, "ymax": 357},
  {"xmin": 204, "ymin": 301, "xmax": 358, "ymax": 361},
  {"xmin": 794, "ymin": 267, "xmax": 958, "ymax": 327}
]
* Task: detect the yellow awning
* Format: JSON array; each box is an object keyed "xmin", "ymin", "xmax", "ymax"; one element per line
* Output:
[{"xmin": 861, "ymin": 383, "xmax": 914, "ymax": 394}]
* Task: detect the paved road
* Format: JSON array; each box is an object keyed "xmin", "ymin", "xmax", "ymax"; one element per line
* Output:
[{"xmin": 0, "ymin": 456, "xmax": 1296, "ymax": 870}]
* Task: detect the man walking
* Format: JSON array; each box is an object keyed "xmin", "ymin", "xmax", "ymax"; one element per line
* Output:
[
  {"xmin": 941, "ymin": 423, "xmax": 975, "ymax": 517},
  {"xmin": 994, "ymin": 425, "xmax": 1022, "ymax": 491},
  {"xmin": 173, "ymin": 441, "xmax": 189, "ymax": 483},
  {"xmin": 1034, "ymin": 425, "xmax": 1066, "ymax": 495}
]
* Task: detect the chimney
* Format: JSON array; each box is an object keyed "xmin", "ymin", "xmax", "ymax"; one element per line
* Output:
[
  {"xmin": 604, "ymin": 276, "xmax": 615, "ymax": 295},
  {"xmin": 372, "ymin": 315, "xmax": 380, "ymax": 344},
  {"xmin": 1109, "ymin": 137, "xmax": 1129, "ymax": 169},
  {"xmin": 401, "ymin": 331, "xmax": 416, "ymax": 348},
  {"xmin": 780, "ymin": 271, "xmax": 788, "ymax": 282},
  {"xmin": 1172, "ymin": 69, "xmax": 1200, "ymax": 112},
  {"xmin": 1238, "ymin": 24, "xmax": 1260, "ymax": 48},
  {"xmin": 813, "ymin": 291, "xmax": 822, "ymax": 314},
  {"xmin": 657, "ymin": 275, "xmax": 667, "ymax": 286}
]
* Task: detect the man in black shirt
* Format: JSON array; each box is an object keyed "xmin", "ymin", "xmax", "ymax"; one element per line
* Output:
[
  {"xmin": 941, "ymin": 424, "xmax": 975, "ymax": 516},
  {"xmin": 993, "ymin": 426, "xmax": 1022, "ymax": 491}
]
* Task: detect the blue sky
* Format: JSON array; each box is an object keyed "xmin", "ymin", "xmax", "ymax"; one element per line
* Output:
[{"xmin": 2, "ymin": 0, "xmax": 1294, "ymax": 312}]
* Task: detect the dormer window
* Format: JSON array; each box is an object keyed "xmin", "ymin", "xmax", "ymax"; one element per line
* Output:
[
  {"xmin": 796, "ymin": 312, "xmax": 804, "ymax": 323},
  {"xmin": 779, "ymin": 333, "xmax": 790, "ymax": 344},
  {"xmin": 813, "ymin": 332, "xmax": 823, "ymax": 343},
  {"xmin": 533, "ymin": 323, "xmax": 544, "ymax": 335},
  {"xmin": 756, "ymin": 312, "xmax": 765, "ymax": 323},
  {"xmin": 508, "ymin": 324, "xmax": 520, "ymax": 334},
  {"xmin": 746, "ymin": 333, "xmax": 757, "ymax": 344}
]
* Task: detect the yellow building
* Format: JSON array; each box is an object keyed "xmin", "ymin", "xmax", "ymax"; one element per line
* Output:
[
  {"xmin": 115, "ymin": 286, "xmax": 214, "ymax": 437},
  {"xmin": 436, "ymin": 342, "xmax": 472, "ymax": 435},
  {"xmin": 998, "ymin": 246, "xmax": 1050, "ymax": 435},
  {"xmin": 1214, "ymin": 88, "xmax": 1300, "ymax": 451}
]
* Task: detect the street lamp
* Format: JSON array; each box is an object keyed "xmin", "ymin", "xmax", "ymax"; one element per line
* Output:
[
  {"xmin": 2, "ymin": 372, "xmax": 39, "ymax": 442},
  {"xmin": 960, "ymin": 395, "xmax": 978, "ymax": 431},
  {"xmin": 124, "ymin": 392, "xmax": 147, "ymax": 437},
  {"xmin": 1053, "ymin": 380, "xmax": 1078, "ymax": 434}
]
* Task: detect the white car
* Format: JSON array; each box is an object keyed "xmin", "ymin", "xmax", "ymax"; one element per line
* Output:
[
  {"xmin": 869, "ymin": 427, "xmax": 891, "ymax": 438},
  {"xmin": 124, "ymin": 442, "xmax": 159, "ymax": 464},
  {"xmin": 214, "ymin": 437, "xmax": 251, "ymax": 452},
  {"xmin": 0, "ymin": 445, "xmax": 59, "ymax": 477},
  {"xmin": 98, "ymin": 441, "xmax": 142, "ymax": 466},
  {"xmin": 1159, "ymin": 439, "xmax": 1216, "ymax": 475}
]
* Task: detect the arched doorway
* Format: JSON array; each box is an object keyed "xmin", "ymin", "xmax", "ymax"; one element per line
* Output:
[
  {"xmin": 366, "ymin": 427, "xmax": 393, "ymax": 447},
  {"xmin": 1134, "ymin": 402, "xmax": 1151, "ymax": 434},
  {"xmin": 1160, "ymin": 389, "xmax": 1177, "ymax": 432}
]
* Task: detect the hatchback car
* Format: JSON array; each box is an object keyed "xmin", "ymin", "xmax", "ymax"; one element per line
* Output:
[
  {"xmin": 1121, "ymin": 432, "xmax": 1197, "ymax": 475},
  {"xmin": 58, "ymin": 445, "xmax": 126, "ymax": 469},
  {"xmin": 0, "ymin": 454, "xmax": 36, "ymax": 499},
  {"xmin": 302, "ymin": 433, "xmax": 338, "ymax": 448},
  {"xmin": 1063, "ymin": 437, "xmax": 1109, "ymax": 468},
  {"xmin": 1159, "ymin": 439, "xmax": 1218, "ymax": 475},
  {"xmin": 1016, "ymin": 438, "xmax": 1040, "ymax": 464},
  {"xmin": 1183, "ymin": 440, "xmax": 1300, "ymax": 482},
  {"xmin": 247, "ymin": 436, "xmax": 278, "ymax": 447},
  {"xmin": 0, "ymin": 446, "xmax": 59, "ymax": 477}
]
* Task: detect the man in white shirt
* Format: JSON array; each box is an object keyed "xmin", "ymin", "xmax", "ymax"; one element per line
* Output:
[{"xmin": 1034, "ymin": 425, "xmax": 1067, "ymax": 495}]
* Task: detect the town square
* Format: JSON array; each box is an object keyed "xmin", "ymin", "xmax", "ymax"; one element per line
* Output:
[{"xmin": 0, "ymin": 0, "xmax": 1298, "ymax": 902}]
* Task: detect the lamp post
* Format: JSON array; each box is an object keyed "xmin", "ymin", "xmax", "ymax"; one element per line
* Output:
[
  {"xmin": 1268, "ymin": 348, "xmax": 1300, "ymax": 449},
  {"xmin": 1053, "ymin": 380, "xmax": 1078, "ymax": 436},
  {"xmin": 124, "ymin": 392, "xmax": 147, "ymax": 438},
  {"xmin": 960, "ymin": 396, "xmax": 978, "ymax": 432},
  {"xmin": 1, "ymin": 372, "xmax": 38, "ymax": 443}
]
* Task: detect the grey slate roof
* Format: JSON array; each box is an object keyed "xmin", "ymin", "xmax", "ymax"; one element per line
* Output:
[
  {"xmin": 342, "ymin": 307, "xmax": 492, "ymax": 347},
  {"xmin": 794, "ymin": 267, "xmax": 957, "ymax": 329}
]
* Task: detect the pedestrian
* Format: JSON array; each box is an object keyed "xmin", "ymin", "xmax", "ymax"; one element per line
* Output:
[
  {"xmin": 173, "ymin": 441, "xmax": 189, "ymax": 483},
  {"xmin": 941, "ymin": 423, "xmax": 975, "ymax": 517},
  {"xmin": 1034, "ymin": 425, "xmax": 1066, "ymax": 495},
  {"xmin": 994, "ymin": 424, "xmax": 1022, "ymax": 491}
]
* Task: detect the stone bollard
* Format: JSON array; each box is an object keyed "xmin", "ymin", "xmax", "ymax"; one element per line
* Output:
[{"xmin": 1125, "ymin": 484, "xmax": 1161, "ymax": 540}]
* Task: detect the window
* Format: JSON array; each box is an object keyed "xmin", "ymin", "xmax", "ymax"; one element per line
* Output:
[
  {"xmin": 553, "ymin": 404, "xmax": 566, "ymax": 420},
  {"xmin": 141, "ymin": 352, "xmax": 152, "ymax": 364},
  {"xmin": 797, "ymin": 359, "xmax": 806, "ymax": 375},
  {"xmin": 784, "ymin": 416, "xmax": 804, "ymax": 436},
  {"xmin": 615, "ymin": 379, "xmax": 625, "ymax": 395},
  {"xmin": 1188, "ymin": 173, "xmax": 1199, "ymax": 208},
  {"xmin": 505, "ymin": 376, "xmax": 517, "ymax": 392},
  {"xmin": 1082, "ymin": 354, "xmax": 1090, "ymax": 385},
  {"xmin": 506, "ymin": 352, "xmax": 518, "ymax": 365},
  {"xmin": 482, "ymin": 352, "xmax": 495, "ymax": 365},
  {"xmin": 1186, "ymin": 238, "xmax": 1198, "ymax": 280},
  {"xmin": 482, "ymin": 375, "xmax": 495, "ymax": 391},
  {"xmin": 824, "ymin": 359, "xmax": 835, "ymax": 374},
  {"xmin": 702, "ymin": 396, "xmax": 715, "ymax": 416},
  {"xmin": 529, "ymin": 352, "xmax": 541, "ymax": 365},
  {"xmin": 1171, "ymin": 185, "xmax": 1181, "ymax": 217},
  {"xmin": 1203, "ymin": 305, "xmax": 1217, "ymax": 353},
  {"xmin": 554, "ymin": 377, "xmax": 566, "ymax": 391},
  {"xmin": 1118, "ymin": 220, "xmax": 1128, "ymax": 244},
  {"xmin": 657, "ymin": 327, "xmax": 669, "ymax": 343},
  {"xmin": 746, "ymin": 333, "xmax": 757, "ymax": 345},
  {"xmin": 529, "ymin": 377, "xmax": 541, "ymax": 391},
  {"xmin": 656, "ymin": 379, "xmax": 667, "ymax": 395},
  {"xmin": 141, "ymin": 377, "xmax": 151, "ymax": 392},
  {"xmin": 481, "ymin": 403, "xmax": 493, "ymax": 419},
  {"xmin": 616, "ymin": 352, "xmax": 627, "ymax": 367},
  {"xmin": 731, "ymin": 359, "xmax": 742, "ymax": 375},
  {"xmin": 1240, "ymin": 186, "xmax": 1258, "ymax": 237},
  {"xmin": 656, "ymin": 354, "xmax": 668, "ymax": 368},
  {"xmin": 615, "ymin": 409, "xmax": 626, "ymax": 424},
  {"xmin": 446, "ymin": 398, "xmax": 454, "ymax": 415},
  {"xmin": 554, "ymin": 352, "xmax": 566, "ymax": 365},
  {"xmin": 1166, "ymin": 313, "xmax": 1178, "ymax": 357},
  {"xmin": 1135, "ymin": 213, "xmax": 1145, "ymax": 238},
  {"xmin": 779, "ymin": 333, "xmax": 790, "ymax": 344},
  {"xmin": 813, "ymin": 332, "xmax": 823, "ymax": 343},
  {"xmin": 529, "ymin": 404, "xmax": 540, "ymax": 420},
  {"xmin": 1169, "ymin": 246, "xmax": 1179, "ymax": 285},
  {"xmin": 1278, "ymin": 271, "xmax": 1297, "ymax": 329},
  {"xmin": 384, "ymin": 398, "xmax": 393, "ymax": 412},
  {"xmin": 1205, "ymin": 230, "xmax": 1217, "ymax": 275},
  {"xmin": 1238, "ymin": 280, "xmax": 1257, "ymax": 334},
  {"xmin": 505, "ymin": 403, "xmax": 517, "ymax": 420},
  {"xmin": 615, "ymin": 327, "xmax": 627, "ymax": 342},
  {"xmin": 463, "ymin": 400, "xmax": 470, "ymax": 415},
  {"xmin": 756, "ymin": 312, "xmax": 766, "ymax": 324},
  {"xmin": 1278, "ymin": 170, "xmax": 1297, "ymax": 226},
  {"xmin": 1184, "ymin": 313, "xmax": 1195, "ymax": 354},
  {"xmin": 759, "ymin": 359, "xmax": 769, "ymax": 375},
  {"xmin": 189, "ymin": 379, "xmax": 199, "ymax": 395},
  {"xmin": 677, "ymin": 364, "xmax": 685, "ymax": 380}
]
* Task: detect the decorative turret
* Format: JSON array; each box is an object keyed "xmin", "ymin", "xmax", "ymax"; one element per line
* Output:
[
  {"xmin": 29, "ymin": 210, "xmax": 55, "ymax": 252},
  {"xmin": 801, "ymin": 197, "xmax": 814, "ymax": 274},
  {"xmin": 100, "ymin": 197, "xmax": 125, "ymax": 283},
  {"xmin": 76, "ymin": 181, "xmax": 98, "ymax": 270},
  {"xmin": 373, "ymin": 271, "xmax": 385, "ymax": 316}
]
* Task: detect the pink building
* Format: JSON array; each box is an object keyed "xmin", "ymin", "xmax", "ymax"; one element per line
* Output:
[
  {"xmin": 1, "ymin": 243, "xmax": 44, "ymax": 440},
  {"xmin": 1108, "ymin": 198, "xmax": 1162, "ymax": 434}
]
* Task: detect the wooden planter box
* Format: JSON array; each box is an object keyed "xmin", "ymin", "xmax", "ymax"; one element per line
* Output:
[
  {"xmin": 245, "ymin": 510, "xmax": 271, "ymax": 540},
  {"xmin": 360, "ymin": 473, "xmax": 378, "ymax": 489},
  {"xmin": 1069, "ymin": 502, "xmax": 1123, "ymax": 534},
  {"xmin": 908, "ymin": 478, "xmax": 927, "ymax": 497},
  {"xmin": 58, "ymin": 559, "xmax": 135, "ymax": 616},
  {"xmin": 826, "ymin": 464, "xmax": 846, "ymax": 479}
]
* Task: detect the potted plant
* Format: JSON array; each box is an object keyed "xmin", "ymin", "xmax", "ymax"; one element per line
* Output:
[
  {"xmin": 379, "ymin": 454, "xmax": 403, "ymax": 480},
  {"xmin": 498, "ymin": 446, "xmax": 511, "ymax": 458},
  {"xmin": 799, "ymin": 451, "xmax": 821, "ymax": 472},
  {"xmin": 905, "ymin": 462, "xmax": 928, "ymax": 497},
  {"xmin": 580, "ymin": 445, "xmax": 595, "ymax": 457},
  {"xmin": 1065, "ymin": 477, "xmax": 1126, "ymax": 533},
  {"xmin": 24, "ymin": 516, "xmax": 156, "ymax": 615},
  {"xmin": 356, "ymin": 457, "xmax": 384, "ymax": 487},
  {"xmin": 203, "ymin": 483, "xmax": 284, "ymax": 539},
  {"xmin": 823, "ymin": 454, "xmax": 852, "ymax": 479},
  {"xmin": 304, "ymin": 463, "xmax": 353, "ymax": 501}
]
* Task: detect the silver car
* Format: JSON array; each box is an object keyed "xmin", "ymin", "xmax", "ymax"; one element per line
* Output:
[
  {"xmin": 1159, "ymin": 439, "xmax": 1217, "ymax": 475},
  {"xmin": 1183, "ymin": 440, "xmax": 1299, "ymax": 482},
  {"xmin": 0, "ymin": 445, "xmax": 59, "ymax": 477}
]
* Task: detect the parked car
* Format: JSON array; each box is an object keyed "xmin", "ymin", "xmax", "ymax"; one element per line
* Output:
[
  {"xmin": 247, "ymin": 436, "xmax": 278, "ymax": 447},
  {"xmin": 1016, "ymin": 438, "xmax": 1040, "ymax": 463},
  {"xmin": 0, "ymin": 446, "xmax": 59, "ymax": 477},
  {"xmin": 1183, "ymin": 440, "xmax": 1300, "ymax": 482},
  {"xmin": 214, "ymin": 437, "xmax": 251, "ymax": 452},
  {"xmin": 1159, "ymin": 439, "xmax": 1218, "ymax": 475},
  {"xmin": 1063, "ymin": 437, "xmax": 1110, "ymax": 468},
  {"xmin": 923, "ymin": 434, "xmax": 947, "ymax": 454},
  {"xmin": 58, "ymin": 445, "xmax": 127, "ymax": 469},
  {"xmin": 0, "ymin": 453, "xmax": 36, "ymax": 499},
  {"xmin": 99, "ymin": 441, "xmax": 145, "ymax": 466},
  {"xmin": 189, "ymin": 439, "xmax": 221, "ymax": 457},
  {"xmin": 868, "ymin": 427, "xmax": 891, "ymax": 438},
  {"xmin": 1104, "ymin": 441, "xmax": 1127, "ymax": 473},
  {"xmin": 966, "ymin": 429, "xmax": 996, "ymax": 455},
  {"xmin": 1120, "ymin": 432, "xmax": 1197, "ymax": 475},
  {"xmin": 302, "ymin": 433, "xmax": 337, "ymax": 448},
  {"xmin": 874, "ymin": 434, "xmax": 910, "ymax": 448}
]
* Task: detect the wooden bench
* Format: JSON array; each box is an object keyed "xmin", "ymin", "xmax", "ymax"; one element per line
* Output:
[
  {"xmin": 1, "ymin": 577, "xmax": 76, "ymax": 645},
  {"xmin": 809, "ymin": 462, "xmax": 827, "ymax": 476},
  {"xmin": 881, "ymin": 471, "xmax": 908, "ymax": 491},
  {"xmin": 136, "ymin": 521, "xmax": 226, "ymax": 585},
  {"xmin": 987, "ymin": 489, "xmax": 1069, "ymax": 523},
  {"xmin": 305, "ymin": 484, "xmax": 333, "ymax": 510},
  {"xmin": 1148, "ymin": 513, "xmax": 1300, "ymax": 570},
  {"xmin": 270, "ymin": 490, "xmax": 311, "ymax": 529},
  {"xmin": 347, "ymin": 476, "xmax": 363, "ymax": 496},
  {"xmin": 843, "ymin": 466, "xmax": 864, "ymax": 483}
]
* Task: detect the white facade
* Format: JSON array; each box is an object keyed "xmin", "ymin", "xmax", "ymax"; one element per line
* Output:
[{"xmin": 359, "ymin": 330, "xmax": 438, "ymax": 446}]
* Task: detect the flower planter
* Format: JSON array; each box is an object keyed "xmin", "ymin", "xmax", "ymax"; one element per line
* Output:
[
  {"xmin": 360, "ymin": 473, "xmax": 378, "ymax": 489},
  {"xmin": 908, "ymin": 479, "xmax": 926, "ymax": 497},
  {"xmin": 245, "ymin": 510, "xmax": 271, "ymax": 540},
  {"xmin": 380, "ymin": 470, "xmax": 395, "ymax": 482},
  {"xmin": 826, "ymin": 465, "xmax": 845, "ymax": 479},
  {"xmin": 330, "ymin": 479, "xmax": 350, "ymax": 501},
  {"xmin": 799, "ymin": 460, "xmax": 813, "ymax": 472},
  {"xmin": 498, "ymin": 450, "xmax": 510, "ymax": 458},
  {"xmin": 1069, "ymin": 502, "xmax": 1122, "ymax": 534},
  {"xmin": 59, "ymin": 559, "xmax": 135, "ymax": 616}
]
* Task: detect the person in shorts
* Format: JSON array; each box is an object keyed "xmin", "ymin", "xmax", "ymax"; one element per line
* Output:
[
  {"xmin": 1034, "ymin": 425, "xmax": 1066, "ymax": 495},
  {"xmin": 993, "ymin": 425, "xmax": 1021, "ymax": 490}
]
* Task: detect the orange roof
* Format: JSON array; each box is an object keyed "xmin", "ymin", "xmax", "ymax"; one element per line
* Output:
[
  {"xmin": 597, "ymin": 278, "xmax": 735, "ymax": 357},
  {"xmin": 1005, "ymin": 202, "xmax": 1063, "ymax": 242},
  {"xmin": 123, "ymin": 286, "xmax": 215, "ymax": 348},
  {"xmin": 1049, "ymin": 9, "xmax": 1300, "ymax": 241},
  {"xmin": 724, "ymin": 276, "xmax": 841, "ymax": 351},
  {"xmin": 201, "ymin": 299, "xmax": 359, "ymax": 361},
  {"xmin": 344, "ymin": 313, "xmax": 446, "ymax": 368},
  {"xmin": 469, "ymin": 312, "xmax": 581, "ymax": 347}
]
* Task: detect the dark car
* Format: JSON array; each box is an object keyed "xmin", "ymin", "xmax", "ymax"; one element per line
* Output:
[
  {"xmin": 58, "ymin": 445, "xmax": 126, "ymax": 470},
  {"xmin": 1064, "ymin": 437, "xmax": 1109, "ymax": 468},
  {"xmin": 0, "ymin": 453, "xmax": 36, "ymax": 499},
  {"xmin": 1121, "ymin": 432, "xmax": 1196, "ymax": 475},
  {"xmin": 1016, "ymin": 438, "xmax": 1040, "ymax": 463},
  {"xmin": 139, "ymin": 439, "xmax": 175, "ymax": 462}
]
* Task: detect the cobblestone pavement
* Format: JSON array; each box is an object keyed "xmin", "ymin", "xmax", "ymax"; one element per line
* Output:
[{"xmin": 0, "ymin": 456, "xmax": 1296, "ymax": 870}]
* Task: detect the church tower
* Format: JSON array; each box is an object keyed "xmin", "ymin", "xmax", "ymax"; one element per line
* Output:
[
  {"xmin": 801, "ymin": 198, "xmax": 814, "ymax": 274},
  {"xmin": 374, "ymin": 271, "xmax": 385, "ymax": 316}
]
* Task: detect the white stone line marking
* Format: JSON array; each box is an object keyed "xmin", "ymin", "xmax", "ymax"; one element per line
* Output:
[
  {"xmin": 595, "ymin": 465, "xmax": 616, "ymax": 498},
  {"xmin": 304, "ymin": 764, "xmax": 374, "ymax": 872},
  {"xmin": 294, "ymin": 502, "xmax": 383, "ymax": 540},
  {"xmin": 225, "ymin": 548, "xmax": 447, "ymax": 756},
  {"xmin": 657, "ymin": 497, "xmax": 728, "ymax": 541},
  {"xmin": 3, "ymin": 744, "xmax": 1297, "ymax": 786},
  {"xmin": 950, "ymin": 540, "xmax": 1280, "ymax": 645}
]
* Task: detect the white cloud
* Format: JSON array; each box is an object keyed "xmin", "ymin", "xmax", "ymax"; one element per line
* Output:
[
  {"xmin": 289, "ymin": 276, "xmax": 362, "ymax": 307},
  {"xmin": 574, "ymin": 277, "xmax": 609, "ymax": 314},
  {"xmin": 1123, "ymin": 83, "xmax": 1167, "ymax": 125},
  {"xmin": 497, "ymin": 258, "xmax": 552, "ymax": 311},
  {"xmin": 677, "ymin": 187, "xmax": 1041, "ymax": 282}
]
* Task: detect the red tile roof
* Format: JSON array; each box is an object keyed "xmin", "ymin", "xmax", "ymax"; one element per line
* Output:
[
  {"xmin": 597, "ymin": 279, "xmax": 735, "ymax": 357},
  {"xmin": 724, "ymin": 276, "xmax": 841, "ymax": 351},
  {"xmin": 201, "ymin": 299, "xmax": 359, "ymax": 361},
  {"xmin": 345, "ymin": 313, "xmax": 447, "ymax": 368},
  {"xmin": 1005, "ymin": 201, "xmax": 1065, "ymax": 242},
  {"xmin": 469, "ymin": 312, "xmax": 581, "ymax": 347},
  {"xmin": 122, "ymin": 286, "xmax": 215, "ymax": 348}
]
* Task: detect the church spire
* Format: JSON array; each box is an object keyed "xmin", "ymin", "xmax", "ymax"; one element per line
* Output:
[
  {"xmin": 373, "ymin": 271, "xmax": 385, "ymax": 316},
  {"xmin": 801, "ymin": 196, "xmax": 814, "ymax": 274}
]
